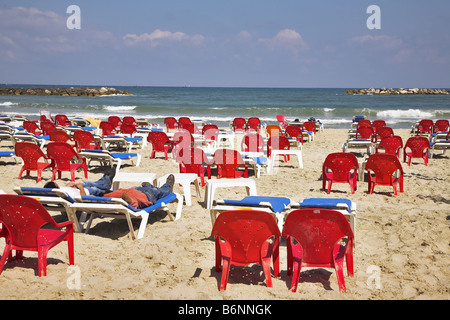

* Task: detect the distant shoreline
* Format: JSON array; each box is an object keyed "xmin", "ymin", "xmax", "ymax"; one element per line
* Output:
[{"xmin": 0, "ymin": 87, "xmax": 132, "ymax": 97}]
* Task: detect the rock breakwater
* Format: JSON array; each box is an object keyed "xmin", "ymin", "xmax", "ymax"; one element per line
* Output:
[
  {"xmin": 345, "ymin": 88, "xmax": 450, "ymax": 95},
  {"xmin": 0, "ymin": 87, "xmax": 132, "ymax": 97}
]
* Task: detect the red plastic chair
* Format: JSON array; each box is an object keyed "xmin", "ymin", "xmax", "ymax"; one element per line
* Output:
[
  {"xmin": 120, "ymin": 123, "xmax": 137, "ymax": 137},
  {"xmin": 211, "ymin": 210, "xmax": 280, "ymax": 290},
  {"xmin": 164, "ymin": 117, "xmax": 178, "ymax": 131},
  {"xmin": 46, "ymin": 142, "xmax": 88, "ymax": 182},
  {"xmin": 371, "ymin": 126, "xmax": 394, "ymax": 143},
  {"xmin": 403, "ymin": 136, "xmax": 430, "ymax": 166},
  {"xmin": 322, "ymin": 152, "xmax": 359, "ymax": 194},
  {"xmin": 285, "ymin": 125, "xmax": 304, "ymax": 145},
  {"xmin": 202, "ymin": 124, "xmax": 219, "ymax": 145},
  {"xmin": 356, "ymin": 119, "xmax": 372, "ymax": 129},
  {"xmin": 302, "ymin": 121, "xmax": 317, "ymax": 134},
  {"xmin": 178, "ymin": 117, "xmax": 192, "ymax": 128},
  {"xmin": 122, "ymin": 116, "xmax": 137, "ymax": 126},
  {"xmin": 40, "ymin": 120, "xmax": 57, "ymax": 136},
  {"xmin": 213, "ymin": 149, "xmax": 248, "ymax": 179},
  {"xmin": 108, "ymin": 116, "xmax": 121, "ymax": 129},
  {"xmin": 366, "ymin": 153, "xmax": 404, "ymax": 195},
  {"xmin": 178, "ymin": 147, "xmax": 211, "ymax": 186},
  {"xmin": 0, "ymin": 195, "xmax": 74, "ymax": 277},
  {"xmin": 241, "ymin": 133, "xmax": 264, "ymax": 152},
  {"xmin": 276, "ymin": 114, "xmax": 289, "ymax": 129},
  {"xmin": 372, "ymin": 119, "xmax": 386, "ymax": 132},
  {"xmin": 417, "ymin": 119, "xmax": 434, "ymax": 136},
  {"xmin": 99, "ymin": 121, "xmax": 116, "ymax": 137},
  {"xmin": 22, "ymin": 120, "xmax": 42, "ymax": 135},
  {"xmin": 54, "ymin": 114, "xmax": 71, "ymax": 126},
  {"xmin": 231, "ymin": 117, "xmax": 246, "ymax": 132},
  {"xmin": 267, "ymin": 136, "xmax": 291, "ymax": 162},
  {"xmin": 246, "ymin": 117, "xmax": 261, "ymax": 133},
  {"xmin": 14, "ymin": 142, "xmax": 53, "ymax": 182},
  {"xmin": 281, "ymin": 208, "xmax": 354, "ymax": 293},
  {"xmin": 434, "ymin": 119, "xmax": 449, "ymax": 132},
  {"xmin": 147, "ymin": 131, "xmax": 173, "ymax": 160},
  {"xmin": 73, "ymin": 130, "xmax": 101, "ymax": 152},
  {"xmin": 49, "ymin": 129, "xmax": 73, "ymax": 143},
  {"xmin": 171, "ymin": 130, "xmax": 195, "ymax": 161},
  {"xmin": 180, "ymin": 122, "xmax": 198, "ymax": 134},
  {"xmin": 355, "ymin": 126, "xmax": 374, "ymax": 139},
  {"xmin": 266, "ymin": 125, "xmax": 282, "ymax": 138},
  {"xmin": 376, "ymin": 136, "xmax": 403, "ymax": 158}
]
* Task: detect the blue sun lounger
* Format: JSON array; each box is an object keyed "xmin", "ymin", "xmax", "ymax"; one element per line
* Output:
[{"xmin": 212, "ymin": 195, "xmax": 293, "ymax": 230}]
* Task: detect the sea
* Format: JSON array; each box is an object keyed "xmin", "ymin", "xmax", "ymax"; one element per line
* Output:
[{"xmin": 1, "ymin": 85, "xmax": 449, "ymax": 129}]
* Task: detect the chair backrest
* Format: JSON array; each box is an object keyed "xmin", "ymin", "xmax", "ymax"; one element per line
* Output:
[
  {"xmin": 276, "ymin": 114, "xmax": 286, "ymax": 123},
  {"xmin": 266, "ymin": 125, "xmax": 282, "ymax": 137},
  {"xmin": 418, "ymin": 119, "xmax": 434, "ymax": 134},
  {"xmin": 0, "ymin": 195, "xmax": 58, "ymax": 249},
  {"xmin": 120, "ymin": 123, "xmax": 137, "ymax": 136},
  {"xmin": 267, "ymin": 136, "xmax": 290, "ymax": 151},
  {"xmin": 202, "ymin": 124, "xmax": 219, "ymax": 141},
  {"xmin": 372, "ymin": 120, "xmax": 386, "ymax": 130},
  {"xmin": 434, "ymin": 119, "xmax": 449, "ymax": 132},
  {"xmin": 73, "ymin": 130, "xmax": 96, "ymax": 151},
  {"xmin": 376, "ymin": 126, "xmax": 394, "ymax": 140},
  {"xmin": 46, "ymin": 142, "xmax": 78, "ymax": 170},
  {"xmin": 22, "ymin": 120, "xmax": 40, "ymax": 135},
  {"xmin": 247, "ymin": 117, "xmax": 261, "ymax": 131},
  {"xmin": 281, "ymin": 208, "xmax": 353, "ymax": 265},
  {"xmin": 366, "ymin": 153, "xmax": 403, "ymax": 184},
  {"xmin": 147, "ymin": 131, "xmax": 170, "ymax": 151},
  {"xmin": 178, "ymin": 147, "xmax": 208, "ymax": 170},
  {"xmin": 323, "ymin": 152, "xmax": 359, "ymax": 181},
  {"xmin": 377, "ymin": 136, "xmax": 403, "ymax": 156},
  {"xmin": 404, "ymin": 136, "xmax": 430, "ymax": 156},
  {"xmin": 241, "ymin": 133, "xmax": 264, "ymax": 152},
  {"xmin": 54, "ymin": 114, "xmax": 70, "ymax": 126},
  {"xmin": 355, "ymin": 126, "xmax": 374, "ymax": 139},
  {"xmin": 99, "ymin": 121, "xmax": 116, "ymax": 136},
  {"xmin": 211, "ymin": 210, "xmax": 281, "ymax": 264},
  {"xmin": 164, "ymin": 117, "xmax": 178, "ymax": 130},
  {"xmin": 40, "ymin": 121, "xmax": 57, "ymax": 135},
  {"xmin": 49, "ymin": 129, "xmax": 72, "ymax": 143},
  {"xmin": 14, "ymin": 141, "xmax": 47, "ymax": 169},
  {"xmin": 285, "ymin": 125, "xmax": 303, "ymax": 143},
  {"xmin": 302, "ymin": 121, "xmax": 316, "ymax": 133},
  {"xmin": 213, "ymin": 148, "xmax": 245, "ymax": 178},
  {"xmin": 122, "ymin": 116, "xmax": 137, "ymax": 126},
  {"xmin": 356, "ymin": 119, "xmax": 372, "ymax": 128},
  {"xmin": 178, "ymin": 117, "xmax": 192, "ymax": 127},
  {"xmin": 108, "ymin": 116, "xmax": 121, "ymax": 128},
  {"xmin": 232, "ymin": 118, "xmax": 246, "ymax": 131}
]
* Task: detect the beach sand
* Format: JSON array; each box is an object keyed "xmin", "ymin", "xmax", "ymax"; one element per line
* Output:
[{"xmin": 0, "ymin": 128, "xmax": 448, "ymax": 300}]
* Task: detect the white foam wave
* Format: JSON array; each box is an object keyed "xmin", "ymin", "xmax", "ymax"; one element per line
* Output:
[
  {"xmin": 324, "ymin": 108, "xmax": 335, "ymax": 112},
  {"xmin": 377, "ymin": 109, "xmax": 434, "ymax": 119},
  {"xmin": 0, "ymin": 102, "xmax": 17, "ymax": 107},
  {"xmin": 103, "ymin": 105, "xmax": 137, "ymax": 112}
]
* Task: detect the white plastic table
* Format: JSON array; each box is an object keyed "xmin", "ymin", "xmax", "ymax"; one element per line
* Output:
[
  {"xmin": 204, "ymin": 178, "xmax": 257, "ymax": 209},
  {"xmin": 268, "ymin": 149, "xmax": 303, "ymax": 173},
  {"xmin": 157, "ymin": 173, "xmax": 201, "ymax": 206}
]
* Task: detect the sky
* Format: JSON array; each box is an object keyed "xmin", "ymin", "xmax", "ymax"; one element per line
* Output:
[{"xmin": 1, "ymin": 0, "xmax": 449, "ymax": 88}]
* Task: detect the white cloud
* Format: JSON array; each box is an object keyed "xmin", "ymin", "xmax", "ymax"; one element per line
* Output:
[
  {"xmin": 123, "ymin": 29, "xmax": 206, "ymax": 48},
  {"xmin": 258, "ymin": 29, "xmax": 309, "ymax": 55},
  {"xmin": 349, "ymin": 35, "xmax": 403, "ymax": 50}
]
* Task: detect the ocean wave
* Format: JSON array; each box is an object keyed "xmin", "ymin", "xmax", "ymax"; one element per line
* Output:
[
  {"xmin": 103, "ymin": 105, "xmax": 137, "ymax": 112},
  {"xmin": 324, "ymin": 108, "xmax": 335, "ymax": 112},
  {"xmin": 377, "ymin": 109, "xmax": 434, "ymax": 119},
  {"xmin": 0, "ymin": 102, "xmax": 17, "ymax": 107}
]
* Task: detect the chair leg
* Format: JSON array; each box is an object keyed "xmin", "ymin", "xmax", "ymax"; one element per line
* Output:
[{"xmin": 0, "ymin": 242, "xmax": 12, "ymax": 275}]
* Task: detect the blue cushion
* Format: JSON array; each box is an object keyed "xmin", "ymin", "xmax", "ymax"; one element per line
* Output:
[
  {"xmin": 299, "ymin": 198, "xmax": 352, "ymax": 213},
  {"xmin": 222, "ymin": 196, "xmax": 291, "ymax": 213}
]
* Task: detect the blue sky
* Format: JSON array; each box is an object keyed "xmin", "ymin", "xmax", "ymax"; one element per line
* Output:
[{"xmin": 1, "ymin": 0, "xmax": 449, "ymax": 88}]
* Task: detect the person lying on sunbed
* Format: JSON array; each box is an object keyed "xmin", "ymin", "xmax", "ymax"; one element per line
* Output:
[
  {"xmin": 103, "ymin": 174, "xmax": 175, "ymax": 209},
  {"xmin": 43, "ymin": 166, "xmax": 116, "ymax": 197}
]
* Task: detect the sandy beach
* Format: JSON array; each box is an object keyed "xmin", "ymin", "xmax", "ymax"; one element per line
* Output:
[{"xmin": 0, "ymin": 127, "xmax": 448, "ymax": 301}]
